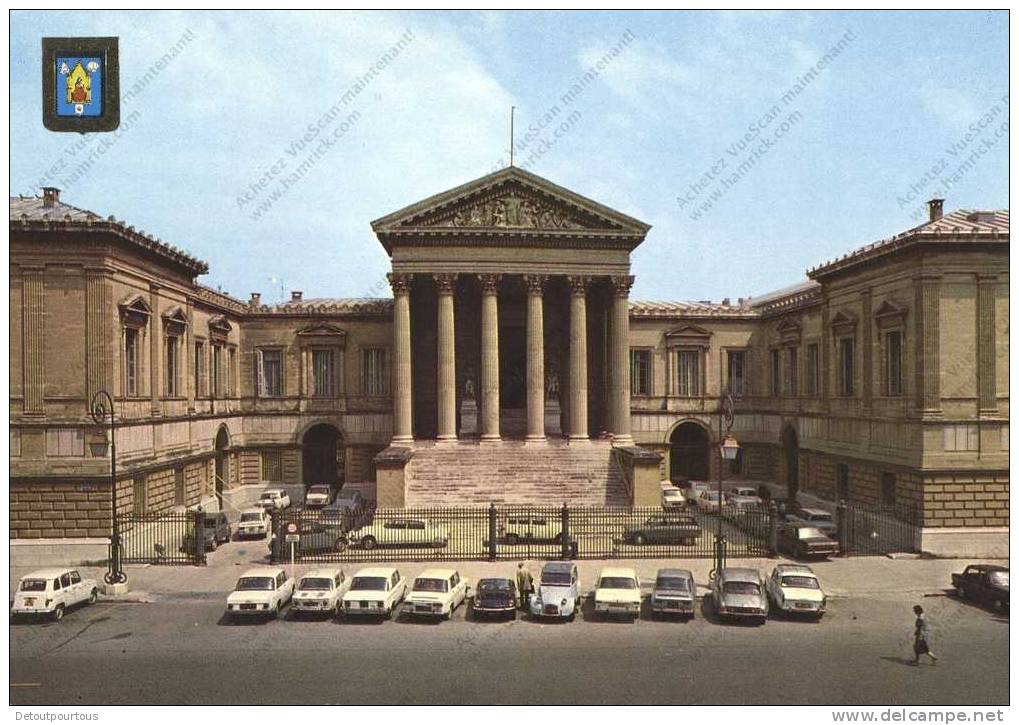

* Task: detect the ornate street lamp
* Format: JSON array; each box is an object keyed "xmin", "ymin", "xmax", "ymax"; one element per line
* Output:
[
  {"xmin": 712, "ymin": 389, "xmax": 740, "ymax": 579},
  {"xmin": 89, "ymin": 390, "xmax": 127, "ymax": 585}
]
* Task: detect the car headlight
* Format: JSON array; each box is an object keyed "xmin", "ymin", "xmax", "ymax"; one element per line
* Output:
[{"xmin": 561, "ymin": 598, "xmax": 568, "ymax": 607}]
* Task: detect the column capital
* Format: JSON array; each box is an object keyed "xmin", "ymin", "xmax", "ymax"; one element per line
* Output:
[
  {"xmin": 477, "ymin": 273, "xmax": 502, "ymax": 294},
  {"xmin": 609, "ymin": 275, "xmax": 635, "ymax": 298},
  {"xmin": 433, "ymin": 273, "xmax": 458, "ymax": 295},
  {"xmin": 387, "ymin": 272, "xmax": 412, "ymax": 295},
  {"xmin": 523, "ymin": 274, "xmax": 549, "ymax": 295},
  {"xmin": 567, "ymin": 275, "xmax": 591, "ymax": 296}
]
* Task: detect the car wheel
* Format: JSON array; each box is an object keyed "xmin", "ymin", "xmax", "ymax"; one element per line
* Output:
[
  {"xmin": 52, "ymin": 605, "xmax": 64, "ymax": 622},
  {"xmin": 957, "ymin": 586, "xmax": 968, "ymax": 600},
  {"xmin": 88, "ymin": 588, "xmax": 98, "ymax": 605},
  {"xmin": 505, "ymin": 533, "xmax": 519, "ymax": 546},
  {"xmin": 994, "ymin": 598, "xmax": 1006, "ymax": 612},
  {"xmin": 633, "ymin": 534, "xmax": 646, "ymax": 546},
  {"xmin": 333, "ymin": 538, "xmax": 347, "ymax": 553},
  {"xmin": 274, "ymin": 601, "xmax": 283, "ymax": 619},
  {"xmin": 361, "ymin": 536, "xmax": 377, "ymax": 550},
  {"xmin": 209, "ymin": 538, "xmax": 218, "ymax": 552}
]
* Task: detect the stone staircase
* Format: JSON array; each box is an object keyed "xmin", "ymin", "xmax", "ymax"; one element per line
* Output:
[{"xmin": 404, "ymin": 439, "xmax": 630, "ymax": 507}]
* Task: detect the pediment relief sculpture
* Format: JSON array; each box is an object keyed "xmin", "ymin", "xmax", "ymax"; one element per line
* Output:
[{"xmin": 412, "ymin": 187, "xmax": 613, "ymax": 232}]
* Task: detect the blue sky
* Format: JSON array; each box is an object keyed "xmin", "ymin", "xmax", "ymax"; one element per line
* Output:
[{"xmin": 10, "ymin": 10, "xmax": 1009, "ymax": 303}]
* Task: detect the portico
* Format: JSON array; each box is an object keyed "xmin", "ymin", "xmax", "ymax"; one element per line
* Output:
[{"xmin": 372, "ymin": 166, "xmax": 649, "ymax": 446}]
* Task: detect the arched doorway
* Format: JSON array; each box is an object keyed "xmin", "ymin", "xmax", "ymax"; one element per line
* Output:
[
  {"xmin": 669, "ymin": 422, "xmax": 710, "ymax": 482},
  {"xmin": 782, "ymin": 425, "xmax": 799, "ymax": 499},
  {"xmin": 214, "ymin": 426, "xmax": 230, "ymax": 500},
  {"xmin": 302, "ymin": 423, "xmax": 344, "ymax": 488}
]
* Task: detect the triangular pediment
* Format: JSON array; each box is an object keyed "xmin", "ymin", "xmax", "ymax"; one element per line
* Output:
[
  {"xmin": 776, "ymin": 317, "xmax": 802, "ymax": 342},
  {"xmin": 371, "ymin": 167, "xmax": 650, "ymax": 251},
  {"xmin": 665, "ymin": 323, "xmax": 712, "ymax": 347},
  {"xmin": 830, "ymin": 310, "xmax": 858, "ymax": 336},
  {"xmin": 296, "ymin": 323, "xmax": 347, "ymax": 338}
]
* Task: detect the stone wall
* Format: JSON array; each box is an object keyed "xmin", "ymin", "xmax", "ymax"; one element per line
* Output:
[
  {"xmin": 922, "ymin": 472, "xmax": 1009, "ymax": 528},
  {"xmin": 10, "ymin": 482, "xmax": 111, "ymax": 539}
]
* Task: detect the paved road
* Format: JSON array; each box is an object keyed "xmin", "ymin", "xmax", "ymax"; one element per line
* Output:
[{"xmin": 9, "ymin": 588, "xmax": 1008, "ymax": 705}]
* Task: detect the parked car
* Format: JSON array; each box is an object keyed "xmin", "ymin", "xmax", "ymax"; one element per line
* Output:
[
  {"xmin": 621, "ymin": 515, "xmax": 701, "ymax": 546},
  {"xmin": 180, "ymin": 511, "xmax": 231, "ymax": 553},
  {"xmin": 303, "ymin": 484, "xmax": 334, "ymax": 508},
  {"xmin": 320, "ymin": 489, "xmax": 370, "ymax": 529},
  {"xmin": 650, "ymin": 568, "xmax": 695, "ymax": 618},
  {"xmin": 776, "ymin": 522, "xmax": 840, "ymax": 559},
  {"xmin": 346, "ymin": 518, "xmax": 449, "ymax": 550},
  {"xmin": 236, "ymin": 508, "xmax": 271, "ymax": 538},
  {"xmin": 529, "ymin": 562, "xmax": 581, "ymax": 621},
  {"xmin": 498, "ymin": 514, "xmax": 563, "ymax": 544},
  {"xmin": 711, "ymin": 567, "xmax": 767, "ymax": 623},
  {"xmin": 661, "ymin": 487, "xmax": 688, "ymax": 509},
  {"xmin": 404, "ymin": 568, "xmax": 469, "ymax": 620},
  {"xmin": 256, "ymin": 488, "xmax": 291, "ymax": 511},
  {"xmin": 291, "ymin": 568, "xmax": 350, "ymax": 616},
  {"xmin": 694, "ymin": 490, "xmax": 724, "ymax": 513},
  {"xmin": 471, "ymin": 577, "xmax": 518, "ymax": 618},
  {"xmin": 953, "ymin": 564, "xmax": 1009, "ymax": 613},
  {"xmin": 341, "ymin": 567, "xmax": 407, "ymax": 618},
  {"xmin": 225, "ymin": 566, "xmax": 295, "ymax": 619},
  {"xmin": 726, "ymin": 486, "xmax": 763, "ymax": 506},
  {"xmin": 593, "ymin": 567, "xmax": 642, "ymax": 619},
  {"xmin": 786, "ymin": 504, "xmax": 837, "ymax": 536},
  {"xmin": 766, "ymin": 564, "xmax": 827, "ymax": 619},
  {"xmin": 11, "ymin": 568, "xmax": 98, "ymax": 622},
  {"xmin": 272, "ymin": 521, "xmax": 348, "ymax": 554}
]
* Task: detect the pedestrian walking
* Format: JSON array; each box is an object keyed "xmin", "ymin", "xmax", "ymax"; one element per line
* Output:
[
  {"xmin": 912, "ymin": 605, "xmax": 939, "ymax": 664},
  {"xmin": 516, "ymin": 562, "xmax": 534, "ymax": 611}
]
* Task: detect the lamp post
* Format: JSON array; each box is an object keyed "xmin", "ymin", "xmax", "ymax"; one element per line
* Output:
[
  {"xmin": 89, "ymin": 390, "xmax": 127, "ymax": 585},
  {"xmin": 712, "ymin": 389, "xmax": 740, "ymax": 579}
]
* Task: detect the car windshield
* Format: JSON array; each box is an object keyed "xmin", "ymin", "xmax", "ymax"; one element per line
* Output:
[
  {"xmin": 808, "ymin": 513, "xmax": 833, "ymax": 523},
  {"xmin": 299, "ymin": 577, "xmax": 333, "ymax": 591},
  {"xmin": 703, "ymin": 492, "xmax": 720, "ymax": 500},
  {"xmin": 20, "ymin": 579, "xmax": 48, "ymax": 592},
  {"xmin": 655, "ymin": 577, "xmax": 689, "ymax": 591},
  {"xmin": 308, "ymin": 486, "xmax": 330, "ymax": 495},
  {"xmin": 259, "ymin": 493, "xmax": 275, "ymax": 500},
  {"xmin": 351, "ymin": 576, "xmax": 387, "ymax": 591},
  {"xmin": 413, "ymin": 578, "xmax": 448, "ymax": 593},
  {"xmin": 240, "ymin": 513, "xmax": 263, "ymax": 522},
  {"xmin": 541, "ymin": 571, "xmax": 571, "ymax": 586},
  {"xmin": 781, "ymin": 575, "xmax": 819, "ymax": 589},
  {"xmin": 236, "ymin": 577, "xmax": 274, "ymax": 591},
  {"xmin": 664, "ymin": 490, "xmax": 682, "ymax": 497},
  {"xmin": 989, "ymin": 571, "xmax": 1010, "ymax": 587},
  {"xmin": 478, "ymin": 580, "xmax": 511, "ymax": 592},
  {"xmin": 599, "ymin": 577, "xmax": 636, "ymax": 590},
  {"xmin": 336, "ymin": 491, "xmax": 358, "ymax": 501},
  {"xmin": 204, "ymin": 517, "xmax": 220, "ymax": 527},
  {"xmin": 723, "ymin": 581, "xmax": 760, "ymax": 595},
  {"xmin": 798, "ymin": 527, "xmax": 826, "ymax": 539}
]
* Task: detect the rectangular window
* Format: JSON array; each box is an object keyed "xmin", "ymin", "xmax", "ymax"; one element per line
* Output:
[
  {"xmin": 174, "ymin": 467, "xmax": 185, "ymax": 507},
  {"xmin": 228, "ymin": 348, "xmax": 236, "ymax": 396},
  {"xmin": 362, "ymin": 348, "xmax": 389, "ymax": 396},
  {"xmin": 212, "ymin": 345, "xmax": 224, "ymax": 397},
  {"xmin": 836, "ymin": 463, "xmax": 849, "ymax": 500},
  {"xmin": 165, "ymin": 337, "xmax": 179, "ymax": 397},
  {"xmin": 194, "ymin": 341, "xmax": 206, "ymax": 397},
  {"xmin": 630, "ymin": 349, "xmax": 651, "ymax": 396},
  {"xmin": 132, "ymin": 477, "xmax": 146, "ymax": 515},
  {"xmin": 880, "ymin": 472, "xmax": 896, "ymax": 507},
  {"xmin": 45, "ymin": 429, "xmax": 84, "ymax": 457},
  {"xmin": 785, "ymin": 347, "xmax": 798, "ymax": 396},
  {"xmin": 256, "ymin": 349, "xmax": 284, "ymax": 397},
  {"xmin": 944, "ymin": 424, "xmax": 979, "ymax": 452},
  {"xmin": 885, "ymin": 330, "xmax": 903, "ymax": 397},
  {"xmin": 727, "ymin": 350, "xmax": 747, "ymax": 397},
  {"xmin": 674, "ymin": 350, "xmax": 700, "ymax": 396},
  {"xmin": 312, "ymin": 349, "xmax": 334, "ymax": 397},
  {"xmin": 125, "ymin": 328, "xmax": 139, "ymax": 396},
  {"xmin": 838, "ymin": 338, "xmax": 855, "ymax": 397},
  {"xmin": 770, "ymin": 349, "xmax": 781, "ymax": 397},
  {"xmin": 805, "ymin": 344, "xmax": 819, "ymax": 397},
  {"xmin": 261, "ymin": 451, "xmax": 284, "ymax": 482}
]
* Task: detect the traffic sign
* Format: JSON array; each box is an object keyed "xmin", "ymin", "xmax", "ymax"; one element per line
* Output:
[{"xmin": 286, "ymin": 522, "xmax": 299, "ymax": 535}]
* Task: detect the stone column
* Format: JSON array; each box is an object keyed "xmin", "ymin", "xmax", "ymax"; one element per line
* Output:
[
  {"xmin": 977, "ymin": 274, "xmax": 998, "ymax": 414},
  {"xmin": 567, "ymin": 276, "xmax": 590, "ymax": 442},
  {"xmin": 479, "ymin": 274, "xmax": 501, "ymax": 442},
  {"xmin": 524, "ymin": 275, "xmax": 548, "ymax": 443},
  {"xmin": 388, "ymin": 273, "xmax": 414, "ymax": 444},
  {"xmin": 609, "ymin": 275, "xmax": 635, "ymax": 446},
  {"xmin": 84, "ymin": 267, "xmax": 108, "ymax": 404},
  {"xmin": 914, "ymin": 274, "xmax": 941, "ymax": 416},
  {"xmin": 435, "ymin": 273, "xmax": 458, "ymax": 443}
]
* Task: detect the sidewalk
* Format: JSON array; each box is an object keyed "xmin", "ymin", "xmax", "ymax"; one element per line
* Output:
[{"xmin": 9, "ymin": 538, "xmax": 1006, "ymax": 603}]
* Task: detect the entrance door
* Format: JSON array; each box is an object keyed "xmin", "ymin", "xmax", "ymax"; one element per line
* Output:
[
  {"xmin": 499, "ymin": 325, "xmax": 526, "ymax": 409},
  {"xmin": 214, "ymin": 427, "xmax": 229, "ymax": 499},
  {"xmin": 669, "ymin": 422, "xmax": 710, "ymax": 482},
  {"xmin": 302, "ymin": 423, "xmax": 343, "ymax": 488},
  {"xmin": 782, "ymin": 425, "xmax": 799, "ymax": 499}
]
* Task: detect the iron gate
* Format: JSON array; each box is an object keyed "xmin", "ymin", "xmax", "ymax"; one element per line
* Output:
[
  {"xmin": 115, "ymin": 510, "xmax": 207, "ymax": 565},
  {"xmin": 837, "ymin": 502, "xmax": 922, "ymax": 556}
]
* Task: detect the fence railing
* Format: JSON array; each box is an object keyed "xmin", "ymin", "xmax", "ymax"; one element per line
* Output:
[
  {"xmin": 116, "ymin": 510, "xmax": 207, "ymax": 565},
  {"xmin": 836, "ymin": 501, "xmax": 922, "ymax": 556}
]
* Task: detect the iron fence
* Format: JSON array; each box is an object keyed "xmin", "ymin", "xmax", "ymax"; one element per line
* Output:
[
  {"xmin": 116, "ymin": 510, "xmax": 207, "ymax": 565},
  {"xmin": 837, "ymin": 501, "xmax": 922, "ymax": 556}
]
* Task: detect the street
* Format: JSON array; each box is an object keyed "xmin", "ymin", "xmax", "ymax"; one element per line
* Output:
[{"xmin": 9, "ymin": 573, "xmax": 1009, "ymax": 705}]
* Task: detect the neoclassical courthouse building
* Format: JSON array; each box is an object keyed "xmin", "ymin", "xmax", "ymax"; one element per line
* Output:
[{"xmin": 9, "ymin": 167, "xmax": 1009, "ymax": 559}]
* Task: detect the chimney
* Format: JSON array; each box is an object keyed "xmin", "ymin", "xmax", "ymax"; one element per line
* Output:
[
  {"xmin": 42, "ymin": 187, "xmax": 60, "ymax": 207},
  {"xmin": 927, "ymin": 198, "xmax": 944, "ymax": 222},
  {"xmin": 291, "ymin": 290, "xmax": 303, "ymax": 302},
  {"xmin": 249, "ymin": 292, "xmax": 261, "ymax": 307},
  {"xmin": 721, "ymin": 297, "xmax": 731, "ymax": 306}
]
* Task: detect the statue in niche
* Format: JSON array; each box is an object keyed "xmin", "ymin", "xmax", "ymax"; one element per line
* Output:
[{"xmin": 464, "ymin": 369, "xmax": 476, "ymax": 399}]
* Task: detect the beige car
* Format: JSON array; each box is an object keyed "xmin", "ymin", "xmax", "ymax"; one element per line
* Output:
[
  {"xmin": 593, "ymin": 567, "xmax": 642, "ymax": 619},
  {"xmin": 403, "ymin": 568, "xmax": 469, "ymax": 620}
]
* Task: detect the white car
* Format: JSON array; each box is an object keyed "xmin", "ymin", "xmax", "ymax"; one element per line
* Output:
[
  {"xmin": 695, "ymin": 490, "xmax": 723, "ymax": 512},
  {"xmin": 342, "ymin": 567, "xmax": 407, "ymax": 617},
  {"xmin": 236, "ymin": 508, "xmax": 271, "ymax": 538},
  {"xmin": 225, "ymin": 566, "xmax": 295, "ymax": 618},
  {"xmin": 11, "ymin": 568, "xmax": 99, "ymax": 622},
  {"xmin": 346, "ymin": 518, "xmax": 449, "ymax": 550},
  {"xmin": 303, "ymin": 484, "xmax": 333, "ymax": 508},
  {"xmin": 593, "ymin": 567, "xmax": 642, "ymax": 619},
  {"xmin": 257, "ymin": 488, "xmax": 291, "ymax": 511},
  {"xmin": 661, "ymin": 487, "xmax": 687, "ymax": 509},
  {"xmin": 291, "ymin": 568, "xmax": 350, "ymax": 616},
  {"xmin": 404, "ymin": 568, "xmax": 469, "ymax": 620},
  {"xmin": 765, "ymin": 564, "xmax": 827, "ymax": 619},
  {"xmin": 727, "ymin": 486, "xmax": 763, "ymax": 506}
]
